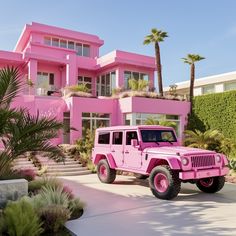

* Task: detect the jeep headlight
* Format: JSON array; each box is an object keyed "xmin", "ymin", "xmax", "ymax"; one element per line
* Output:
[
  {"xmin": 215, "ymin": 154, "xmax": 222, "ymax": 163},
  {"xmin": 181, "ymin": 157, "xmax": 189, "ymax": 166}
]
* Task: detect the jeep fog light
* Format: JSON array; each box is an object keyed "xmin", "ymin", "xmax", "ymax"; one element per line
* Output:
[
  {"xmin": 181, "ymin": 157, "xmax": 189, "ymax": 166},
  {"xmin": 215, "ymin": 154, "xmax": 221, "ymax": 163}
]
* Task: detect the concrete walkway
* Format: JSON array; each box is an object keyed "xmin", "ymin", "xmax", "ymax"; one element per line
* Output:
[{"xmin": 62, "ymin": 174, "xmax": 236, "ymax": 236}]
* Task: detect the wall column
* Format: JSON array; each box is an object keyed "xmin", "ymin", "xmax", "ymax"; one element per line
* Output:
[
  {"xmin": 116, "ymin": 67, "xmax": 124, "ymax": 88},
  {"xmin": 28, "ymin": 59, "xmax": 38, "ymax": 85},
  {"xmin": 66, "ymin": 54, "xmax": 77, "ymax": 86}
]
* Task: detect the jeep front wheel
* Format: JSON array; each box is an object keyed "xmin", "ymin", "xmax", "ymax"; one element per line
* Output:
[
  {"xmin": 196, "ymin": 176, "xmax": 225, "ymax": 193},
  {"xmin": 149, "ymin": 165, "xmax": 181, "ymax": 200},
  {"xmin": 97, "ymin": 159, "xmax": 116, "ymax": 184}
]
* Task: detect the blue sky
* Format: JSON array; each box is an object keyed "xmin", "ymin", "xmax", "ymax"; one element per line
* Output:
[{"xmin": 1, "ymin": 0, "xmax": 236, "ymax": 87}]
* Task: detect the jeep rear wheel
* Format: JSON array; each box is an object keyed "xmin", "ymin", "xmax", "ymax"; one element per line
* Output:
[
  {"xmin": 149, "ymin": 165, "xmax": 181, "ymax": 200},
  {"xmin": 97, "ymin": 159, "xmax": 116, "ymax": 184},
  {"xmin": 196, "ymin": 176, "xmax": 225, "ymax": 193}
]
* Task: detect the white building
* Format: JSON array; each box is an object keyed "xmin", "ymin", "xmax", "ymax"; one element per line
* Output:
[{"xmin": 164, "ymin": 71, "xmax": 236, "ymax": 97}]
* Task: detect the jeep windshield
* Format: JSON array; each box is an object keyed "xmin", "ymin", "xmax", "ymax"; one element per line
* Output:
[{"xmin": 140, "ymin": 129, "xmax": 177, "ymax": 143}]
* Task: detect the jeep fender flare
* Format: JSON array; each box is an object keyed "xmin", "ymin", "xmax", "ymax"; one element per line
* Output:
[
  {"xmin": 146, "ymin": 157, "xmax": 181, "ymax": 173},
  {"xmin": 94, "ymin": 153, "xmax": 117, "ymax": 169}
]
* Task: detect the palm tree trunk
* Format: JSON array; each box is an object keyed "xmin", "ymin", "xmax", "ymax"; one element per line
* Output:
[
  {"xmin": 155, "ymin": 42, "xmax": 163, "ymax": 96},
  {"xmin": 189, "ymin": 63, "xmax": 195, "ymax": 111}
]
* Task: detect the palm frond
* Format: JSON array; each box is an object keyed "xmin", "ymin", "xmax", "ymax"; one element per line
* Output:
[{"xmin": 0, "ymin": 67, "xmax": 22, "ymax": 108}]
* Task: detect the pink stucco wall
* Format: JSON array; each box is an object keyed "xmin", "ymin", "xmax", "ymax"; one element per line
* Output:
[{"xmin": 0, "ymin": 22, "xmax": 190, "ymax": 145}]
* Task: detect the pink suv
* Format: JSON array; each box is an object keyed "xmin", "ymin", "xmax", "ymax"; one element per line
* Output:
[{"xmin": 92, "ymin": 125, "xmax": 229, "ymax": 200}]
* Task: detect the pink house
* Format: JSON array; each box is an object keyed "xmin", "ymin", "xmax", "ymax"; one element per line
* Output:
[{"xmin": 0, "ymin": 22, "xmax": 190, "ymax": 144}]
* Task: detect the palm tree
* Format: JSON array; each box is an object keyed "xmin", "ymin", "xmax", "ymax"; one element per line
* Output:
[
  {"xmin": 182, "ymin": 54, "xmax": 205, "ymax": 106},
  {"xmin": 144, "ymin": 28, "xmax": 168, "ymax": 96},
  {"xmin": 128, "ymin": 79, "xmax": 149, "ymax": 91},
  {"xmin": 144, "ymin": 116, "xmax": 177, "ymax": 129},
  {"xmin": 0, "ymin": 67, "xmax": 64, "ymax": 177},
  {"xmin": 184, "ymin": 129, "xmax": 222, "ymax": 150}
]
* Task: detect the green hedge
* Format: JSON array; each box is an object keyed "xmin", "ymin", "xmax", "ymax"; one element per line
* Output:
[{"xmin": 188, "ymin": 90, "xmax": 236, "ymax": 141}]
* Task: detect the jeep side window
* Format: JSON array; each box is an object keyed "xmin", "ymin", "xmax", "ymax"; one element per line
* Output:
[
  {"xmin": 112, "ymin": 132, "xmax": 123, "ymax": 145},
  {"xmin": 126, "ymin": 131, "xmax": 138, "ymax": 145},
  {"xmin": 98, "ymin": 132, "xmax": 110, "ymax": 144}
]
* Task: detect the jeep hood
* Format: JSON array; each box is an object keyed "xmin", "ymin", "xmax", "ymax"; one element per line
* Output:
[{"xmin": 144, "ymin": 146, "xmax": 216, "ymax": 156}]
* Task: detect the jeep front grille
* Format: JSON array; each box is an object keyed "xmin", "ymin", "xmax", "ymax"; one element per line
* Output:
[{"xmin": 191, "ymin": 155, "xmax": 215, "ymax": 168}]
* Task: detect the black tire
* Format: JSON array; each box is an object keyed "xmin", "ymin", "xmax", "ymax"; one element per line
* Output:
[
  {"xmin": 149, "ymin": 165, "xmax": 181, "ymax": 200},
  {"xmin": 97, "ymin": 159, "xmax": 116, "ymax": 184},
  {"xmin": 134, "ymin": 173, "xmax": 149, "ymax": 180},
  {"xmin": 196, "ymin": 176, "xmax": 225, "ymax": 193}
]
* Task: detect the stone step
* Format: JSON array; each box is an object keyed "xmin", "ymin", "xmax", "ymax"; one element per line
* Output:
[
  {"xmin": 46, "ymin": 170, "xmax": 92, "ymax": 176},
  {"xmin": 13, "ymin": 166, "xmax": 38, "ymax": 171},
  {"xmin": 13, "ymin": 164, "xmax": 36, "ymax": 168},
  {"xmin": 39, "ymin": 161, "xmax": 81, "ymax": 166},
  {"xmin": 14, "ymin": 160, "xmax": 32, "ymax": 165},
  {"xmin": 46, "ymin": 167, "xmax": 88, "ymax": 173},
  {"xmin": 46, "ymin": 163, "xmax": 83, "ymax": 169}
]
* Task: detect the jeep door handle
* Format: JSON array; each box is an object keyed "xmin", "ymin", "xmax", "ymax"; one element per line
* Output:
[
  {"xmin": 111, "ymin": 150, "xmax": 115, "ymax": 152},
  {"xmin": 124, "ymin": 151, "xmax": 129, "ymax": 154}
]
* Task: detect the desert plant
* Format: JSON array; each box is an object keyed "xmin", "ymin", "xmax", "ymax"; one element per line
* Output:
[
  {"xmin": 229, "ymin": 159, "xmax": 236, "ymax": 172},
  {"xmin": 28, "ymin": 176, "xmax": 63, "ymax": 195},
  {"xmin": 144, "ymin": 28, "xmax": 168, "ymax": 96},
  {"xmin": 68, "ymin": 198, "xmax": 85, "ymax": 220},
  {"xmin": 66, "ymin": 84, "xmax": 89, "ymax": 93},
  {"xmin": 1, "ymin": 198, "xmax": 43, "ymax": 236},
  {"xmin": 39, "ymin": 205, "xmax": 70, "ymax": 233}
]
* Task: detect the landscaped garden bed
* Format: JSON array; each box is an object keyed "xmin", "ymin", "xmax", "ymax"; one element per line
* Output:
[{"xmin": 0, "ymin": 176, "xmax": 84, "ymax": 236}]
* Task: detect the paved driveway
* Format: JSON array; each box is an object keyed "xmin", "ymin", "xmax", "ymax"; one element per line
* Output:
[{"xmin": 63, "ymin": 174, "xmax": 236, "ymax": 236}]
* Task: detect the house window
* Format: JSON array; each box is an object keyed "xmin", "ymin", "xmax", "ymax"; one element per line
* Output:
[
  {"xmin": 37, "ymin": 72, "xmax": 55, "ymax": 96},
  {"xmin": 68, "ymin": 41, "xmax": 75, "ymax": 50},
  {"xmin": 125, "ymin": 113, "xmax": 180, "ymax": 137},
  {"xmin": 44, "ymin": 37, "xmax": 51, "ymax": 46},
  {"xmin": 124, "ymin": 71, "xmax": 149, "ymax": 89},
  {"xmin": 224, "ymin": 81, "xmax": 236, "ymax": 91},
  {"xmin": 78, "ymin": 76, "xmax": 92, "ymax": 92},
  {"xmin": 202, "ymin": 84, "xmax": 215, "ymax": 94},
  {"xmin": 60, "ymin": 39, "xmax": 67, "ymax": 48},
  {"xmin": 97, "ymin": 71, "xmax": 116, "ymax": 96},
  {"xmin": 83, "ymin": 44, "xmax": 90, "ymax": 57},
  {"xmin": 52, "ymin": 38, "xmax": 59, "ymax": 47},
  {"xmin": 43, "ymin": 36, "xmax": 91, "ymax": 57},
  {"xmin": 82, "ymin": 113, "xmax": 110, "ymax": 136},
  {"xmin": 76, "ymin": 43, "xmax": 83, "ymax": 56}
]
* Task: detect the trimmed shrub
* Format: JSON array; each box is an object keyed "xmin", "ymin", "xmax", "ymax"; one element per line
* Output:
[
  {"xmin": 1, "ymin": 199, "xmax": 43, "ymax": 236},
  {"xmin": 188, "ymin": 90, "xmax": 236, "ymax": 142}
]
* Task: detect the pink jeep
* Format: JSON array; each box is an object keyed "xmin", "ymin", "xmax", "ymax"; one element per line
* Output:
[{"xmin": 92, "ymin": 125, "xmax": 229, "ymax": 200}]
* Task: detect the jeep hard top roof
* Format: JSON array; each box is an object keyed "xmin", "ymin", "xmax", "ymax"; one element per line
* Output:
[{"xmin": 96, "ymin": 125, "xmax": 174, "ymax": 132}]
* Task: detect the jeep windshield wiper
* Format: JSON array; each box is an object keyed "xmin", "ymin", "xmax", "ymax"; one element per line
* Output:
[{"xmin": 162, "ymin": 139, "xmax": 173, "ymax": 145}]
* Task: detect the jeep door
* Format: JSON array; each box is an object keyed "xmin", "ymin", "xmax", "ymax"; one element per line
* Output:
[
  {"xmin": 110, "ymin": 131, "xmax": 124, "ymax": 167},
  {"xmin": 124, "ymin": 130, "xmax": 142, "ymax": 169}
]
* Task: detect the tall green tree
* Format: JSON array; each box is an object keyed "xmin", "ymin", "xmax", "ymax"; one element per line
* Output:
[
  {"xmin": 143, "ymin": 28, "xmax": 168, "ymax": 96},
  {"xmin": 182, "ymin": 54, "xmax": 205, "ymax": 107},
  {"xmin": 0, "ymin": 67, "xmax": 64, "ymax": 177}
]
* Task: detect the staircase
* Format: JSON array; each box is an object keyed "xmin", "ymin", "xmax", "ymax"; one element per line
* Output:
[
  {"xmin": 13, "ymin": 156, "xmax": 38, "ymax": 172},
  {"xmin": 36, "ymin": 154, "xmax": 92, "ymax": 176}
]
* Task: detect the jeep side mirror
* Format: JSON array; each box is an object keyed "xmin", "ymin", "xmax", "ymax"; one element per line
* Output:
[{"xmin": 131, "ymin": 139, "xmax": 138, "ymax": 147}]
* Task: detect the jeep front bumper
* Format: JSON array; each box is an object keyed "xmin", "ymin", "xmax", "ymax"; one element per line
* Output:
[{"xmin": 179, "ymin": 167, "xmax": 229, "ymax": 180}]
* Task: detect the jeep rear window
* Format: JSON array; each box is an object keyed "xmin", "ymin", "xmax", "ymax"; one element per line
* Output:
[
  {"xmin": 140, "ymin": 130, "xmax": 177, "ymax": 143},
  {"xmin": 98, "ymin": 132, "xmax": 110, "ymax": 144}
]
